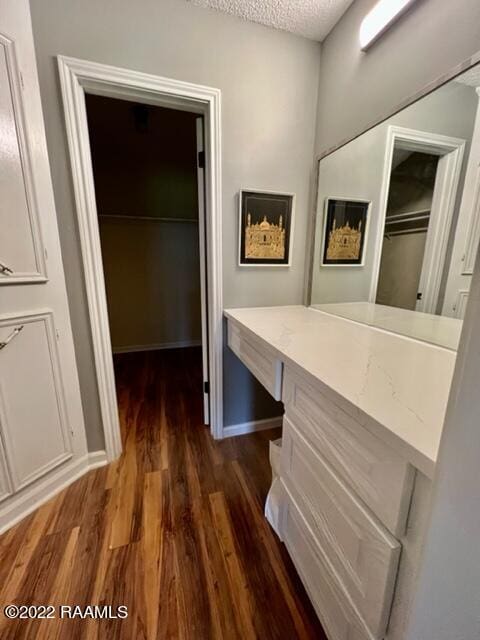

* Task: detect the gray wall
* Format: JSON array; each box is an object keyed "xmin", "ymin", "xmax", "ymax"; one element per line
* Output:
[
  {"xmin": 87, "ymin": 96, "xmax": 202, "ymax": 352},
  {"xmin": 315, "ymin": 0, "xmax": 480, "ymax": 156},
  {"xmin": 310, "ymin": 82, "xmax": 478, "ymax": 306},
  {"xmin": 99, "ymin": 219, "xmax": 202, "ymax": 351},
  {"xmin": 30, "ymin": 0, "xmax": 320, "ymax": 448}
]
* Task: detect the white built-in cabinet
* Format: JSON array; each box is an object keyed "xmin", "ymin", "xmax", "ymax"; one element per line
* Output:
[
  {"xmin": 0, "ymin": 0, "xmax": 87, "ymax": 532},
  {"xmin": 227, "ymin": 318, "xmax": 431, "ymax": 640},
  {"xmin": 443, "ymin": 89, "xmax": 480, "ymax": 318},
  {"xmin": 0, "ymin": 34, "xmax": 46, "ymax": 282}
]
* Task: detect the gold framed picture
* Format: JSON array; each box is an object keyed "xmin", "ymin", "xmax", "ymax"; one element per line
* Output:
[
  {"xmin": 238, "ymin": 189, "xmax": 294, "ymax": 266},
  {"xmin": 321, "ymin": 198, "xmax": 371, "ymax": 266}
]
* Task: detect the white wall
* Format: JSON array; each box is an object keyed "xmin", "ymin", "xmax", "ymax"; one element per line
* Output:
[
  {"xmin": 30, "ymin": 0, "xmax": 320, "ymax": 447},
  {"xmin": 310, "ymin": 82, "xmax": 478, "ymax": 305}
]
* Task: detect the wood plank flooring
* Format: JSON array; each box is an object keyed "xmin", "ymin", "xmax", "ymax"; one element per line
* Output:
[{"xmin": 0, "ymin": 348, "xmax": 326, "ymax": 639}]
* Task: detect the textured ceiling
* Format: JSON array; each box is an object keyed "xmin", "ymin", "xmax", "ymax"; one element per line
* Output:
[
  {"xmin": 188, "ymin": 0, "xmax": 355, "ymax": 41},
  {"xmin": 454, "ymin": 64, "xmax": 480, "ymax": 88}
]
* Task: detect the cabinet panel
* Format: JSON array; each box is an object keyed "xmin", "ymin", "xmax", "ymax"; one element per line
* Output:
[
  {"xmin": 0, "ymin": 439, "xmax": 12, "ymax": 503},
  {"xmin": 283, "ymin": 418, "xmax": 400, "ymax": 638},
  {"xmin": 0, "ymin": 33, "xmax": 46, "ymax": 283},
  {"xmin": 282, "ymin": 366, "xmax": 414, "ymax": 536},
  {"xmin": 283, "ymin": 491, "xmax": 374, "ymax": 640},
  {"xmin": 0, "ymin": 313, "xmax": 72, "ymax": 490}
]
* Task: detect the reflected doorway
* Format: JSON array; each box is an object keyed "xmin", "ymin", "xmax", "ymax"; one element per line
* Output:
[{"xmin": 376, "ymin": 150, "xmax": 439, "ymax": 310}]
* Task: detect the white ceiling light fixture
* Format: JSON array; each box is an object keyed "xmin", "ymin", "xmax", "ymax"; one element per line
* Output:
[{"xmin": 360, "ymin": 0, "xmax": 417, "ymax": 50}]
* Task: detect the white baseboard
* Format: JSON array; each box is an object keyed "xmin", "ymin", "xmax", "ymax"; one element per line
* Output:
[
  {"xmin": 87, "ymin": 450, "xmax": 109, "ymax": 469},
  {"xmin": 222, "ymin": 415, "xmax": 283, "ymax": 438},
  {"xmin": 112, "ymin": 340, "xmax": 201, "ymax": 354},
  {"xmin": 0, "ymin": 450, "xmax": 108, "ymax": 535}
]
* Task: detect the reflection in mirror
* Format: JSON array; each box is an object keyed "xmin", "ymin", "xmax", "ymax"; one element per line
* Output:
[{"xmin": 310, "ymin": 63, "xmax": 480, "ymax": 350}]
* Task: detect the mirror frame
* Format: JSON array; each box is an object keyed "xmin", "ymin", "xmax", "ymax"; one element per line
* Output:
[{"xmin": 306, "ymin": 48, "xmax": 480, "ymax": 306}]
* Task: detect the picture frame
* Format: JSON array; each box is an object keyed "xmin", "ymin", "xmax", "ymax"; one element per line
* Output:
[
  {"xmin": 321, "ymin": 197, "xmax": 371, "ymax": 267},
  {"xmin": 238, "ymin": 189, "xmax": 295, "ymax": 267}
]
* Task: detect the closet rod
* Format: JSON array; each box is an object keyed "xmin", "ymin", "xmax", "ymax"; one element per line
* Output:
[
  {"xmin": 385, "ymin": 208, "xmax": 431, "ymax": 221},
  {"xmin": 98, "ymin": 214, "xmax": 198, "ymax": 223},
  {"xmin": 385, "ymin": 214, "xmax": 430, "ymax": 227}
]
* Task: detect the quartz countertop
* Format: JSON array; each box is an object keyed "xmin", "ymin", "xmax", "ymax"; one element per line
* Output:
[
  {"xmin": 310, "ymin": 302, "xmax": 462, "ymax": 351},
  {"xmin": 224, "ymin": 305, "xmax": 457, "ymax": 477}
]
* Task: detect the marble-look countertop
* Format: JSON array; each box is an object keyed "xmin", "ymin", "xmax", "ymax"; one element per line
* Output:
[
  {"xmin": 310, "ymin": 302, "xmax": 462, "ymax": 351},
  {"xmin": 224, "ymin": 305, "xmax": 458, "ymax": 477}
]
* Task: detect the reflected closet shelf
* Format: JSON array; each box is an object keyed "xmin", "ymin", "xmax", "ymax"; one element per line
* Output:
[{"xmin": 98, "ymin": 214, "xmax": 198, "ymax": 223}]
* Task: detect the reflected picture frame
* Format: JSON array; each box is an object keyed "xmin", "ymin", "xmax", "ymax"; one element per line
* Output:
[{"xmin": 321, "ymin": 197, "xmax": 371, "ymax": 267}]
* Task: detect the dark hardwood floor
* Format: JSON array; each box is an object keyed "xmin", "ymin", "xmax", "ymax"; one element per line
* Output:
[{"xmin": 0, "ymin": 347, "xmax": 326, "ymax": 639}]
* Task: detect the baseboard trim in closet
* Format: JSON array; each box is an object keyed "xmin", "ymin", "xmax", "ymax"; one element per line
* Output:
[
  {"xmin": 223, "ymin": 416, "xmax": 283, "ymax": 438},
  {"xmin": 112, "ymin": 340, "xmax": 202, "ymax": 354},
  {"xmin": 0, "ymin": 450, "xmax": 108, "ymax": 535}
]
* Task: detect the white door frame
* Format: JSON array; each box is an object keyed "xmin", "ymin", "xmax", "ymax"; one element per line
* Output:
[
  {"xmin": 369, "ymin": 126, "xmax": 465, "ymax": 312},
  {"xmin": 57, "ymin": 56, "xmax": 223, "ymax": 460},
  {"xmin": 195, "ymin": 117, "xmax": 210, "ymax": 424}
]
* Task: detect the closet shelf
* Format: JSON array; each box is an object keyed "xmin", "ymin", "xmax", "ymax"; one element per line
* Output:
[
  {"xmin": 384, "ymin": 208, "xmax": 431, "ymax": 238},
  {"xmin": 98, "ymin": 214, "xmax": 198, "ymax": 223}
]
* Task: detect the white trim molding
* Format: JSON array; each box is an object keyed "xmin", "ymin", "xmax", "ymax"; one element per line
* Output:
[
  {"xmin": 0, "ymin": 451, "xmax": 108, "ymax": 535},
  {"xmin": 57, "ymin": 56, "xmax": 223, "ymax": 457},
  {"xmin": 370, "ymin": 126, "xmax": 465, "ymax": 313},
  {"xmin": 223, "ymin": 416, "xmax": 283, "ymax": 438}
]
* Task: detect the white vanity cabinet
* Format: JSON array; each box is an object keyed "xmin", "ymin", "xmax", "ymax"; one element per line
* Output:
[
  {"xmin": 224, "ymin": 306, "xmax": 453, "ymax": 640},
  {"xmin": 281, "ymin": 371, "xmax": 409, "ymax": 640}
]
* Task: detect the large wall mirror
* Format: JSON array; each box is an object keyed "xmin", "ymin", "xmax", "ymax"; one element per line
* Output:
[{"xmin": 309, "ymin": 62, "xmax": 480, "ymax": 351}]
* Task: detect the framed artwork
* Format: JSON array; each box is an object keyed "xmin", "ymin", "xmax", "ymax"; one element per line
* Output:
[
  {"xmin": 321, "ymin": 198, "xmax": 371, "ymax": 266},
  {"xmin": 238, "ymin": 189, "xmax": 294, "ymax": 266}
]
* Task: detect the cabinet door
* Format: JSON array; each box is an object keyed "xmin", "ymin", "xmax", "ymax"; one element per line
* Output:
[
  {"xmin": 0, "ymin": 314, "xmax": 73, "ymax": 490},
  {"xmin": 0, "ymin": 33, "xmax": 46, "ymax": 283},
  {"xmin": 0, "ymin": 0, "xmax": 87, "ymax": 512},
  {"xmin": 0, "ymin": 438, "xmax": 13, "ymax": 504}
]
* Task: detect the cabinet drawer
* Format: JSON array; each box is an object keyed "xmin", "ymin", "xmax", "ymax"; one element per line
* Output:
[
  {"xmin": 282, "ymin": 418, "xmax": 400, "ymax": 639},
  {"xmin": 227, "ymin": 320, "xmax": 283, "ymax": 400},
  {"xmin": 282, "ymin": 367, "xmax": 414, "ymax": 535},
  {"xmin": 283, "ymin": 490, "xmax": 374, "ymax": 640}
]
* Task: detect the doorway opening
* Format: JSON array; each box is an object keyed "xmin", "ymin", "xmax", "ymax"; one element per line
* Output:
[
  {"xmin": 370, "ymin": 126, "xmax": 465, "ymax": 314},
  {"xmin": 58, "ymin": 57, "xmax": 223, "ymax": 460},
  {"xmin": 376, "ymin": 150, "xmax": 439, "ymax": 310},
  {"xmin": 85, "ymin": 94, "xmax": 210, "ymax": 434}
]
